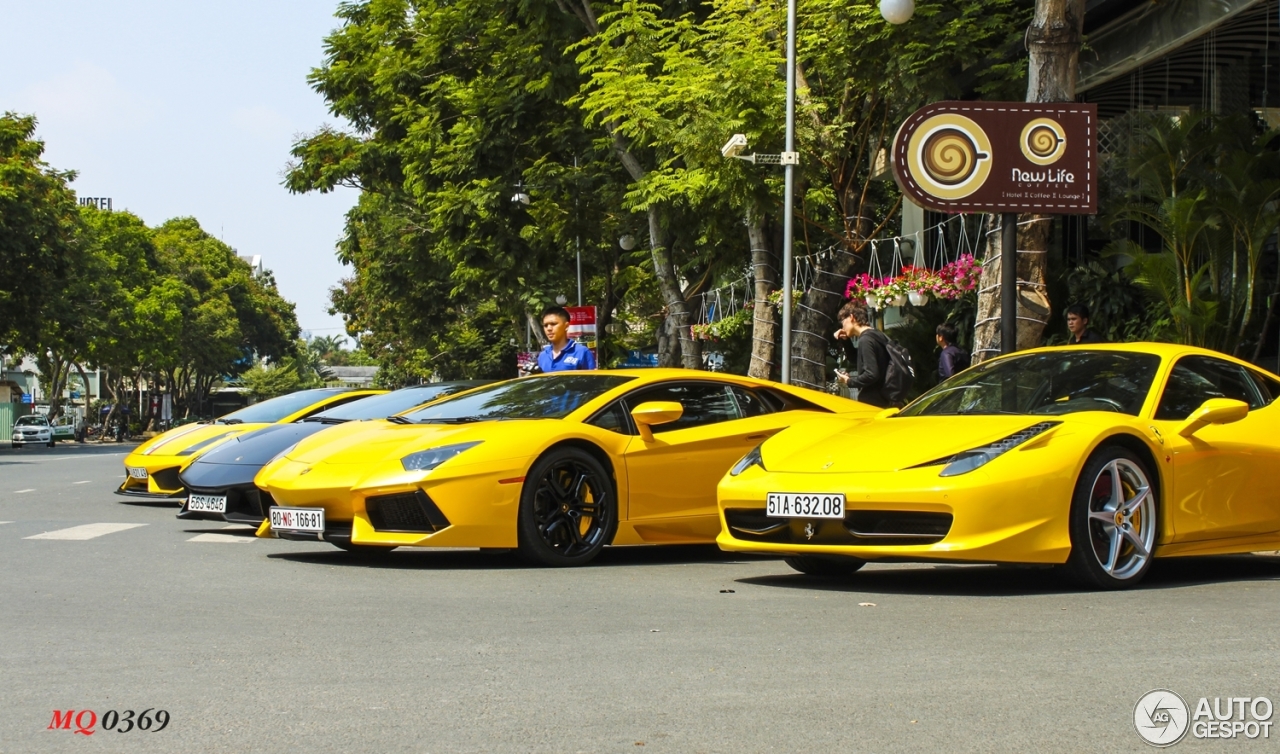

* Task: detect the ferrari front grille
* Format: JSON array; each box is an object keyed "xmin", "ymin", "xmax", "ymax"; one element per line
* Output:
[
  {"xmin": 725, "ymin": 508, "xmax": 950, "ymax": 546},
  {"xmin": 366, "ymin": 490, "xmax": 450, "ymax": 533},
  {"xmin": 845, "ymin": 511, "xmax": 952, "ymax": 538}
]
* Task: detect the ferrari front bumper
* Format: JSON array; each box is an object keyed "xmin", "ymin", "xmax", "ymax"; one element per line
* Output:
[{"xmin": 716, "ymin": 464, "xmax": 1076, "ymax": 565}]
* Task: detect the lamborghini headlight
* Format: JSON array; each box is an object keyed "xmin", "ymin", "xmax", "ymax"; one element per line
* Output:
[
  {"xmin": 729, "ymin": 444, "xmax": 766, "ymax": 476},
  {"xmin": 932, "ymin": 421, "xmax": 1060, "ymax": 477},
  {"xmin": 401, "ymin": 441, "xmax": 483, "ymax": 472}
]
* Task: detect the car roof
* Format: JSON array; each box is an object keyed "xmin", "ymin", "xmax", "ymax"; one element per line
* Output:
[{"xmin": 987, "ymin": 342, "xmax": 1280, "ymax": 380}]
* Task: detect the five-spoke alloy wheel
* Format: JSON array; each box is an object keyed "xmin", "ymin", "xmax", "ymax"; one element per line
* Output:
[
  {"xmin": 1064, "ymin": 446, "xmax": 1157, "ymax": 589},
  {"xmin": 517, "ymin": 447, "xmax": 616, "ymax": 567}
]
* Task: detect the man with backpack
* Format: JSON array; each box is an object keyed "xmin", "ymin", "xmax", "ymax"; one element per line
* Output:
[{"xmin": 833, "ymin": 300, "xmax": 912, "ymax": 408}]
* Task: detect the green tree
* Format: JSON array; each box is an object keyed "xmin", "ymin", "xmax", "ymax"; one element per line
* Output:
[
  {"xmin": 287, "ymin": 0, "xmax": 645, "ymax": 379},
  {"xmin": 573, "ymin": 0, "xmax": 1032, "ymax": 385},
  {"xmin": 0, "ymin": 113, "xmax": 79, "ymax": 351}
]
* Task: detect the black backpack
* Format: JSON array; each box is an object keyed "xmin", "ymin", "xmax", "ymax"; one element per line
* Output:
[{"xmin": 877, "ymin": 332, "xmax": 916, "ymax": 406}]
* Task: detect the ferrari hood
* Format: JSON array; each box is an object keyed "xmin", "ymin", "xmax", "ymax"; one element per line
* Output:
[{"xmin": 762, "ymin": 414, "xmax": 1064, "ymax": 473}]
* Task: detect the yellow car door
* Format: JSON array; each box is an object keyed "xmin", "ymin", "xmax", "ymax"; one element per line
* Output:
[
  {"xmin": 622, "ymin": 382, "xmax": 796, "ymax": 536},
  {"xmin": 1151, "ymin": 355, "xmax": 1280, "ymax": 542}
]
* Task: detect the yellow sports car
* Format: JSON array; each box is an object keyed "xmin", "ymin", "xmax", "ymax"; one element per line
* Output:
[
  {"xmin": 117, "ymin": 388, "xmax": 383, "ymax": 499},
  {"xmin": 717, "ymin": 343, "xmax": 1280, "ymax": 589},
  {"xmin": 255, "ymin": 370, "xmax": 874, "ymax": 565}
]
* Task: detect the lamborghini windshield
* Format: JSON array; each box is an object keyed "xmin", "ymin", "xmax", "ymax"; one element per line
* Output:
[
  {"xmin": 401, "ymin": 374, "xmax": 635, "ymax": 423},
  {"xmin": 899, "ymin": 350, "xmax": 1160, "ymax": 417},
  {"xmin": 216, "ymin": 388, "xmax": 351, "ymax": 424}
]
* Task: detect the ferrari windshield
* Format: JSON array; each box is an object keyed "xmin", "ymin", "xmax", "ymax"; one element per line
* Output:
[
  {"xmin": 216, "ymin": 388, "xmax": 350, "ymax": 424},
  {"xmin": 899, "ymin": 350, "xmax": 1160, "ymax": 417},
  {"xmin": 402, "ymin": 374, "xmax": 635, "ymax": 423}
]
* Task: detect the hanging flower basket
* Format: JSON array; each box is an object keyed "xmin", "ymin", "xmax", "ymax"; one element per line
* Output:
[{"xmin": 908, "ymin": 290, "xmax": 930, "ymax": 306}]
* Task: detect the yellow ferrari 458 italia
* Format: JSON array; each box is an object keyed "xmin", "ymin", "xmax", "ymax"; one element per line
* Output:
[
  {"xmin": 117, "ymin": 388, "xmax": 383, "ymax": 499},
  {"xmin": 717, "ymin": 343, "xmax": 1280, "ymax": 589},
  {"xmin": 255, "ymin": 370, "xmax": 874, "ymax": 565}
]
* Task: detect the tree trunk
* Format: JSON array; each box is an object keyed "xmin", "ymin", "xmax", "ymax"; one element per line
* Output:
[
  {"xmin": 645, "ymin": 208, "xmax": 701, "ymax": 369},
  {"xmin": 972, "ymin": 0, "xmax": 1084, "ymax": 362},
  {"xmin": 747, "ymin": 206, "xmax": 778, "ymax": 380}
]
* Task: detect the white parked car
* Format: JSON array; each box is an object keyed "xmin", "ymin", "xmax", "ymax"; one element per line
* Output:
[{"xmin": 12, "ymin": 415, "xmax": 55, "ymax": 448}]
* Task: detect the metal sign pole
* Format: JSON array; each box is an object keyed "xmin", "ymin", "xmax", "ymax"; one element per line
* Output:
[
  {"xmin": 1001, "ymin": 212, "xmax": 1018, "ymax": 355},
  {"xmin": 781, "ymin": 0, "xmax": 797, "ymax": 384}
]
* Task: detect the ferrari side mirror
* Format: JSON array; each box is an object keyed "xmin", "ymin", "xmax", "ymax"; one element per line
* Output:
[
  {"xmin": 1177, "ymin": 398, "xmax": 1249, "ymax": 438},
  {"xmin": 630, "ymin": 401, "xmax": 684, "ymax": 443}
]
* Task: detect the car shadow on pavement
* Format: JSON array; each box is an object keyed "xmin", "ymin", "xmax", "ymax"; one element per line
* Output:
[
  {"xmin": 737, "ymin": 555, "xmax": 1280, "ymax": 597},
  {"xmin": 182, "ymin": 526, "xmax": 259, "ymax": 537},
  {"xmin": 117, "ymin": 499, "xmax": 182, "ymax": 509},
  {"xmin": 268, "ymin": 544, "xmax": 777, "ymax": 571}
]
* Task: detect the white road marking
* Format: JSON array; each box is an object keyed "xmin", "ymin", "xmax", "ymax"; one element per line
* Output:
[
  {"xmin": 0, "ymin": 521, "xmax": 11, "ymax": 525},
  {"xmin": 14, "ymin": 489, "xmax": 35, "ymax": 494},
  {"xmin": 187, "ymin": 532, "xmax": 255, "ymax": 543},
  {"xmin": 73, "ymin": 480, "xmax": 92, "ymax": 485},
  {"xmin": 25, "ymin": 523, "xmax": 148, "ymax": 540}
]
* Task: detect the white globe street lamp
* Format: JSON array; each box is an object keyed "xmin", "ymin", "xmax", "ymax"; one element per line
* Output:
[
  {"xmin": 880, "ymin": 0, "xmax": 915, "ymax": 25},
  {"xmin": 618, "ymin": 234, "xmax": 636, "ymax": 251}
]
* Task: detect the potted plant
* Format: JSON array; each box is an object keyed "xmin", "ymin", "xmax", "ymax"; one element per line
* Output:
[{"xmin": 901, "ymin": 265, "xmax": 936, "ymax": 306}]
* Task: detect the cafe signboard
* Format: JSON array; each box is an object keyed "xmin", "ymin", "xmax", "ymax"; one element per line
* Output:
[{"xmin": 891, "ymin": 101, "xmax": 1097, "ymax": 215}]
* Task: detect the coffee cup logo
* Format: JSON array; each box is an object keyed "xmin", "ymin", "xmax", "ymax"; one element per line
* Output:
[
  {"xmin": 1020, "ymin": 117, "xmax": 1067, "ymax": 165},
  {"xmin": 907, "ymin": 114, "xmax": 992, "ymax": 199}
]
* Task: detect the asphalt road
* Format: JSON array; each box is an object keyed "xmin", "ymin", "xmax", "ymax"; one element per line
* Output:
[{"xmin": 2, "ymin": 443, "xmax": 1278, "ymax": 753}]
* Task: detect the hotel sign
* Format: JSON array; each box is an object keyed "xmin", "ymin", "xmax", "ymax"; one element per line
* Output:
[{"xmin": 891, "ymin": 101, "xmax": 1097, "ymax": 214}]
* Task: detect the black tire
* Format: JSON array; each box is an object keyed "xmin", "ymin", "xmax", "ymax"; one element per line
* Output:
[
  {"xmin": 10, "ymin": 443, "xmax": 18, "ymax": 449},
  {"xmin": 784, "ymin": 555, "xmax": 866, "ymax": 578},
  {"xmin": 516, "ymin": 447, "xmax": 616, "ymax": 567},
  {"xmin": 332, "ymin": 541, "xmax": 397, "ymax": 555},
  {"xmin": 48, "ymin": 439, "xmax": 56, "ymax": 448},
  {"xmin": 1062, "ymin": 446, "xmax": 1158, "ymax": 590}
]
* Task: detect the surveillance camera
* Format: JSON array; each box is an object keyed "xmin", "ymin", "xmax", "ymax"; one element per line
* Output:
[{"xmin": 721, "ymin": 133, "xmax": 749, "ymax": 158}]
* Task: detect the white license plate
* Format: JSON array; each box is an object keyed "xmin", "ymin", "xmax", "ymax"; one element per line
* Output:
[
  {"xmin": 766, "ymin": 492, "xmax": 846, "ymax": 519},
  {"xmin": 270, "ymin": 506, "xmax": 325, "ymax": 533},
  {"xmin": 127, "ymin": 467, "xmax": 148, "ymax": 479},
  {"xmin": 187, "ymin": 494, "xmax": 227, "ymax": 513}
]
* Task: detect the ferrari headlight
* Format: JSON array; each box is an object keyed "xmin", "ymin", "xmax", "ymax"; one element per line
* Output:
[
  {"xmin": 933, "ymin": 421, "xmax": 1061, "ymax": 477},
  {"xmin": 401, "ymin": 441, "xmax": 483, "ymax": 472},
  {"xmin": 729, "ymin": 444, "xmax": 766, "ymax": 476}
]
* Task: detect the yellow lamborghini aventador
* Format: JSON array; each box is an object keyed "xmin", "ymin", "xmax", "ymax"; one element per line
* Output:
[
  {"xmin": 118, "ymin": 388, "xmax": 383, "ymax": 499},
  {"xmin": 255, "ymin": 370, "xmax": 874, "ymax": 565},
  {"xmin": 717, "ymin": 343, "xmax": 1280, "ymax": 589}
]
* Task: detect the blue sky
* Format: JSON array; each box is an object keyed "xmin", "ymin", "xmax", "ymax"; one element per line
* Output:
[{"xmin": 0, "ymin": 1, "xmax": 358, "ymax": 337}]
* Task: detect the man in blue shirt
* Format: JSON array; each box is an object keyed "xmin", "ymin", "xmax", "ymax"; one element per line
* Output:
[{"xmin": 537, "ymin": 306, "xmax": 597, "ymax": 372}]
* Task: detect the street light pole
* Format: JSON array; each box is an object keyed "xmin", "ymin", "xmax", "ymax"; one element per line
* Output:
[{"xmin": 781, "ymin": 0, "xmax": 797, "ymax": 385}]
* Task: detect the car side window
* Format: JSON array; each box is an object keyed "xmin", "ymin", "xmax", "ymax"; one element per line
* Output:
[
  {"xmin": 730, "ymin": 387, "xmax": 771, "ymax": 418},
  {"xmin": 1247, "ymin": 369, "xmax": 1280, "ymax": 407},
  {"xmin": 625, "ymin": 383, "xmax": 742, "ymax": 433},
  {"xmin": 585, "ymin": 401, "xmax": 631, "ymax": 435},
  {"xmin": 1154, "ymin": 356, "xmax": 1263, "ymax": 421}
]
